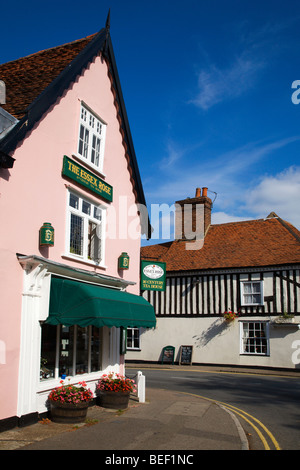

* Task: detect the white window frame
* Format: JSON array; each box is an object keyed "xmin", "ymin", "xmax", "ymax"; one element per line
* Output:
[
  {"xmin": 126, "ymin": 327, "xmax": 141, "ymax": 350},
  {"xmin": 66, "ymin": 190, "xmax": 106, "ymax": 266},
  {"xmin": 240, "ymin": 321, "xmax": 270, "ymax": 356},
  {"xmin": 76, "ymin": 103, "xmax": 107, "ymax": 174},
  {"xmin": 240, "ymin": 280, "xmax": 264, "ymax": 306}
]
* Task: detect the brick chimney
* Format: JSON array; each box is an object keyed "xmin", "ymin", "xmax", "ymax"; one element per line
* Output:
[{"xmin": 175, "ymin": 187, "xmax": 212, "ymax": 241}]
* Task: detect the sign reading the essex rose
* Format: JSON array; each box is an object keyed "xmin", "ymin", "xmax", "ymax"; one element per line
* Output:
[
  {"xmin": 62, "ymin": 155, "xmax": 113, "ymax": 202},
  {"xmin": 141, "ymin": 260, "xmax": 166, "ymax": 291}
]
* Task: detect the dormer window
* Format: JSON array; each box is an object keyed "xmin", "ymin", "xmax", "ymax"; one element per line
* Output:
[{"xmin": 77, "ymin": 103, "xmax": 106, "ymax": 173}]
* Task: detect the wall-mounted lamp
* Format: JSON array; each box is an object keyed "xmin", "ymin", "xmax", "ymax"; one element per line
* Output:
[
  {"xmin": 118, "ymin": 252, "xmax": 130, "ymax": 270},
  {"xmin": 39, "ymin": 223, "xmax": 54, "ymax": 247}
]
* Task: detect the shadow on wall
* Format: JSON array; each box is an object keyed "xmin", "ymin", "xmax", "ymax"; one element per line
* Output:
[{"xmin": 192, "ymin": 318, "xmax": 230, "ymax": 348}]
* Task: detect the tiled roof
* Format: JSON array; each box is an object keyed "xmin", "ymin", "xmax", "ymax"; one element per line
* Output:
[
  {"xmin": 141, "ymin": 215, "xmax": 300, "ymax": 271},
  {"xmin": 0, "ymin": 35, "xmax": 97, "ymax": 120}
]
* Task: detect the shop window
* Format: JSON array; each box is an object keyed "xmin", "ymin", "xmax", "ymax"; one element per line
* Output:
[
  {"xmin": 240, "ymin": 281, "xmax": 264, "ymax": 306},
  {"xmin": 67, "ymin": 191, "xmax": 105, "ymax": 265},
  {"xmin": 40, "ymin": 324, "xmax": 103, "ymax": 380},
  {"xmin": 240, "ymin": 322, "xmax": 269, "ymax": 356},
  {"xmin": 77, "ymin": 103, "xmax": 106, "ymax": 173},
  {"xmin": 127, "ymin": 328, "xmax": 140, "ymax": 350}
]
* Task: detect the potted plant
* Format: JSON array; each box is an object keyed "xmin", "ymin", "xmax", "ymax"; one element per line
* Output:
[
  {"xmin": 48, "ymin": 379, "xmax": 93, "ymax": 423},
  {"xmin": 96, "ymin": 372, "xmax": 136, "ymax": 410},
  {"xmin": 274, "ymin": 311, "xmax": 295, "ymax": 324},
  {"xmin": 223, "ymin": 309, "xmax": 239, "ymax": 322}
]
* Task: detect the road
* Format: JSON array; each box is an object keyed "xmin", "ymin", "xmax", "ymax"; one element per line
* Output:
[{"xmin": 127, "ymin": 367, "xmax": 300, "ymax": 450}]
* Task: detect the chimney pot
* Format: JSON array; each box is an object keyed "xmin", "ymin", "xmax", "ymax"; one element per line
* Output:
[
  {"xmin": 202, "ymin": 187, "xmax": 208, "ymax": 197},
  {"xmin": 195, "ymin": 188, "xmax": 201, "ymax": 197}
]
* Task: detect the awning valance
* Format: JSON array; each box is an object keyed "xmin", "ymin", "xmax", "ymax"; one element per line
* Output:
[{"xmin": 46, "ymin": 277, "xmax": 156, "ymax": 329}]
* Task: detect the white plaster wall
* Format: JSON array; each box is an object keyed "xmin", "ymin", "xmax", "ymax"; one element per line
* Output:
[{"xmin": 126, "ymin": 316, "xmax": 300, "ymax": 370}]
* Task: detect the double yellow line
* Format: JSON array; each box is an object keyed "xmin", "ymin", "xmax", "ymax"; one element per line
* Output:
[{"xmin": 181, "ymin": 391, "xmax": 281, "ymax": 450}]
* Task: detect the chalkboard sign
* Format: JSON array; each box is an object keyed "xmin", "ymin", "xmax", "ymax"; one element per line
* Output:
[
  {"xmin": 161, "ymin": 345, "xmax": 175, "ymax": 365},
  {"xmin": 179, "ymin": 345, "xmax": 193, "ymax": 365}
]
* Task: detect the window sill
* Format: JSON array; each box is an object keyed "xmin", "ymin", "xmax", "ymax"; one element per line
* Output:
[
  {"xmin": 62, "ymin": 254, "xmax": 107, "ymax": 270},
  {"xmin": 241, "ymin": 304, "xmax": 264, "ymax": 307},
  {"xmin": 38, "ymin": 371, "xmax": 102, "ymax": 393},
  {"xmin": 240, "ymin": 353, "xmax": 270, "ymax": 357},
  {"xmin": 72, "ymin": 153, "xmax": 106, "ymax": 179}
]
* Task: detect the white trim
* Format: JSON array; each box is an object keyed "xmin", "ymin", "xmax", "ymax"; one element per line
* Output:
[
  {"xmin": 65, "ymin": 189, "xmax": 106, "ymax": 267},
  {"xmin": 239, "ymin": 320, "xmax": 270, "ymax": 356},
  {"xmin": 76, "ymin": 102, "xmax": 107, "ymax": 174},
  {"xmin": 126, "ymin": 327, "xmax": 141, "ymax": 350},
  {"xmin": 240, "ymin": 280, "xmax": 264, "ymax": 306}
]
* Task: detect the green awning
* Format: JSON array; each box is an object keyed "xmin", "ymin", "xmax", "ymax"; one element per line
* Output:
[{"xmin": 46, "ymin": 276, "xmax": 156, "ymax": 329}]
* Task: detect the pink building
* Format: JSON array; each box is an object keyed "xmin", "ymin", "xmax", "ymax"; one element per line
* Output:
[{"xmin": 0, "ymin": 16, "xmax": 155, "ymax": 430}]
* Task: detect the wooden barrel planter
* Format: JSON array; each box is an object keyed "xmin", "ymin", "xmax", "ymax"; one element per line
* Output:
[
  {"xmin": 49, "ymin": 401, "xmax": 89, "ymax": 423},
  {"xmin": 97, "ymin": 391, "xmax": 130, "ymax": 410}
]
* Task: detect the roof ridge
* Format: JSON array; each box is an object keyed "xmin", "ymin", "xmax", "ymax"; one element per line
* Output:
[
  {"xmin": 210, "ymin": 217, "xmax": 265, "ymax": 228},
  {"xmin": 276, "ymin": 216, "xmax": 300, "ymax": 243}
]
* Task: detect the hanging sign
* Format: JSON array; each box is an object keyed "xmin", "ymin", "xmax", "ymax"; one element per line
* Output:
[
  {"xmin": 62, "ymin": 155, "xmax": 113, "ymax": 202},
  {"xmin": 39, "ymin": 223, "xmax": 54, "ymax": 246},
  {"xmin": 141, "ymin": 260, "xmax": 166, "ymax": 291}
]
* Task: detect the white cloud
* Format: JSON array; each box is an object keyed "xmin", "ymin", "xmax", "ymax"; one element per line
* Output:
[
  {"xmin": 146, "ymin": 137, "xmax": 300, "ymax": 205},
  {"xmin": 211, "ymin": 212, "xmax": 250, "ymax": 225},
  {"xmin": 191, "ymin": 55, "xmax": 264, "ymax": 110},
  {"xmin": 243, "ymin": 166, "xmax": 300, "ymax": 228}
]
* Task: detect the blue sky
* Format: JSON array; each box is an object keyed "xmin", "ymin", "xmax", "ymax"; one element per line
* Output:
[{"xmin": 1, "ymin": 0, "xmax": 300, "ymax": 243}]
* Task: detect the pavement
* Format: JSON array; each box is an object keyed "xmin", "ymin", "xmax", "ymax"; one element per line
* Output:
[{"xmin": 1, "ymin": 364, "xmax": 298, "ymax": 452}]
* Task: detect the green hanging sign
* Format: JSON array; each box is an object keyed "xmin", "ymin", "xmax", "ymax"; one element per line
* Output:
[
  {"xmin": 39, "ymin": 222, "xmax": 54, "ymax": 246},
  {"xmin": 118, "ymin": 252, "xmax": 130, "ymax": 270},
  {"xmin": 140, "ymin": 260, "xmax": 166, "ymax": 291},
  {"xmin": 62, "ymin": 155, "xmax": 113, "ymax": 202}
]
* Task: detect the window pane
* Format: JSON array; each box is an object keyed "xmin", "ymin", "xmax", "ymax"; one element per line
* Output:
[
  {"xmin": 94, "ymin": 206, "xmax": 102, "ymax": 221},
  {"xmin": 244, "ymin": 294, "xmax": 252, "ymax": 304},
  {"xmin": 78, "ymin": 125, "xmax": 89, "ymax": 158},
  {"xmin": 133, "ymin": 329, "xmax": 140, "ymax": 348},
  {"xmin": 69, "ymin": 193, "xmax": 79, "ymax": 209},
  {"xmin": 97, "ymin": 121, "xmax": 102, "ymax": 134},
  {"xmin": 76, "ymin": 327, "xmax": 89, "ymax": 375},
  {"xmin": 127, "ymin": 329, "xmax": 133, "ymax": 348},
  {"xmin": 88, "ymin": 221, "xmax": 101, "ymax": 262},
  {"xmin": 59, "ymin": 325, "xmax": 74, "ymax": 376},
  {"xmin": 40, "ymin": 324, "xmax": 57, "ymax": 380},
  {"xmin": 91, "ymin": 135, "xmax": 100, "ymax": 166},
  {"xmin": 78, "ymin": 124, "xmax": 85, "ymax": 156},
  {"xmin": 82, "ymin": 200, "xmax": 91, "ymax": 215},
  {"xmin": 83, "ymin": 128, "xmax": 89, "ymax": 158},
  {"xmin": 252, "ymin": 294, "xmax": 261, "ymax": 304},
  {"xmin": 70, "ymin": 214, "xmax": 83, "ymax": 255},
  {"xmin": 252, "ymin": 283, "xmax": 261, "ymax": 293},
  {"xmin": 95, "ymin": 137, "xmax": 100, "ymax": 166},
  {"xmin": 81, "ymin": 107, "xmax": 87, "ymax": 121},
  {"xmin": 91, "ymin": 327, "xmax": 102, "ymax": 372},
  {"xmin": 243, "ymin": 283, "xmax": 252, "ymax": 294}
]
